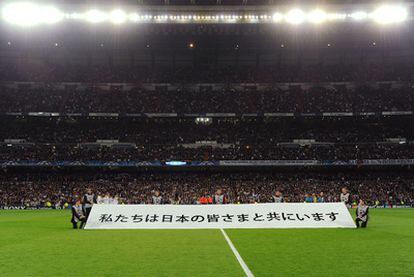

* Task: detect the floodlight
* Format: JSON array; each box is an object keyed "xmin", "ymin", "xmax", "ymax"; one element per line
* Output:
[
  {"xmin": 272, "ymin": 13, "xmax": 283, "ymax": 23},
  {"xmin": 350, "ymin": 11, "xmax": 368, "ymax": 21},
  {"xmin": 85, "ymin": 10, "xmax": 108, "ymax": 23},
  {"xmin": 2, "ymin": 2, "xmax": 40, "ymax": 26},
  {"xmin": 307, "ymin": 9, "xmax": 327, "ymax": 24},
  {"xmin": 285, "ymin": 9, "xmax": 306, "ymax": 25},
  {"xmin": 67, "ymin": 13, "xmax": 81, "ymax": 20},
  {"xmin": 40, "ymin": 6, "xmax": 64, "ymax": 24},
  {"xmin": 1, "ymin": 3, "xmax": 410, "ymax": 26},
  {"xmin": 2, "ymin": 3, "xmax": 64, "ymax": 26},
  {"xmin": 129, "ymin": 13, "xmax": 140, "ymax": 22},
  {"xmin": 327, "ymin": 13, "xmax": 347, "ymax": 20},
  {"xmin": 371, "ymin": 6, "xmax": 407, "ymax": 24},
  {"xmin": 109, "ymin": 10, "xmax": 127, "ymax": 24}
]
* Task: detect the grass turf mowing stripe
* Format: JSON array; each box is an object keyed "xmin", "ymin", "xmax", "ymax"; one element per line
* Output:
[
  {"xmin": 0, "ymin": 210, "xmax": 245, "ymax": 276},
  {"xmin": 225, "ymin": 209, "xmax": 414, "ymax": 276},
  {"xmin": 1, "ymin": 209, "xmax": 413, "ymax": 276},
  {"xmin": 221, "ymin": 228, "xmax": 254, "ymax": 277}
]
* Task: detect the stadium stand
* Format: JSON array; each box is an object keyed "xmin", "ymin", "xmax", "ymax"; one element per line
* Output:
[
  {"xmin": 1, "ymin": 2, "xmax": 413, "ymax": 211},
  {"xmin": 1, "ymin": 172, "xmax": 413, "ymax": 208}
]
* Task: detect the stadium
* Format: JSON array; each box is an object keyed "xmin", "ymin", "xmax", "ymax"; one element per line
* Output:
[{"xmin": 0, "ymin": 0, "xmax": 414, "ymax": 276}]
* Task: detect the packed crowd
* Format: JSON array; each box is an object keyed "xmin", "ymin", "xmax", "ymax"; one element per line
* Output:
[
  {"xmin": 1, "ymin": 116, "xmax": 413, "ymax": 161},
  {"xmin": 1, "ymin": 85, "xmax": 413, "ymax": 113},
  {"xmin": 1, "ymin": 117, "xmax": 412, "ymax": 144},
  {"xmin": 1, "ymin": 63, "xmax": 412, "ymax": 84},
  {"xmin": 1, "ymin": 172, "xmax": 412, "ymax": 208},
  {"xmin": 1, "ymin": 143, "xmax": 413, "ymax": 161}
]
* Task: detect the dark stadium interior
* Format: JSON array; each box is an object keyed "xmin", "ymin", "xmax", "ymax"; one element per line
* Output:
[
  {"xmin": 1, "ymin": 2, "xmax": 414, "ymax": 277},
  {"xmin": 0, "ymin": 2, "xmax": 413, "ymax": 209}
]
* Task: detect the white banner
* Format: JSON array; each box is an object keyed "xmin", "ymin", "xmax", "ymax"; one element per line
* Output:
[{"xmin": 84, "ymin": 203, "xmax": 355, "ymax": 229}]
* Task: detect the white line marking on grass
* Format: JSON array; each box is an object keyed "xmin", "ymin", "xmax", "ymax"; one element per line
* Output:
[{"xmin": 220, "ymin": 228, "xmax": 254, "ymax": 277}]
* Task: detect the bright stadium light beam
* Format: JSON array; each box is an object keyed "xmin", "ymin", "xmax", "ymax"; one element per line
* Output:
[
  {"xmin": 272, "ymin": 12, "xmax": 283, "ymax": 23},
  {"xmin": 2, "ymin": 2, "xmax": 40, "ymax": 26},
  {"xmin": 1, "ymin": 4, "xmax": 410, "ymax": 26},
  {"xmin": 39, "ymin": 6, "xmax": 64, "ymax": 24},
  {"xmin": 85, "ymin": 10, "xmax": 108, "ymax": 23},
  {"xmin": 307, "ymin": 9, "xmax": 327, "ymax": 24},
  {"xmin": 371, "ymin": 5, "xmax": 407, "ymax": 24},
  {"xmin": 2, "ymin": 2, "xmax": 64, "ymax": 26},
  {"xmin": 328, "ymin": 13, "xmax": 347, "ymax": 20},
  {"xmin": 109, "ymin": 10, "xmax": 127, "ymax": 24},
  {"xmin": 129, "ymin": 13, "xmax": 140, "ymax": 22},
  {"xmin": 285, "ymin": 9, "xmax": 306, "ymax": 25},
  {"xmin": 350, "ymin": 11, "xmax": 368, "ymax": 21}
]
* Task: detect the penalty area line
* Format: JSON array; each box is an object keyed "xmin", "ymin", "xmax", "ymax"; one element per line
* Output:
[{"xmin": 220, "ymin": 228, "xmax": 254, "ymax": 277}]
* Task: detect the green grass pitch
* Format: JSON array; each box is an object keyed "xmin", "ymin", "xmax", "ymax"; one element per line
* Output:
[{"xmin": 1, "ymin": 209, "xmax": 413, "ymax": 276}]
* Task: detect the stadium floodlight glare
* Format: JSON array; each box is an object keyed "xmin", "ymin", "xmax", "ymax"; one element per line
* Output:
[
  {"xmin": 39, "ymin": 6, "xmax": 64, "ymax": 24},
  {"xmin": 307, "ymin": 9, "xmax": 327, "ymax": 24},
  {"xmin": 0, "ymin": 3, "xmax": 410, "ymax": 26},
  {"xmin": 285, "ymin": 9, "xmax": 306, "ymax": 25},
  {"xmin": 272, "ymin": 12, "xmax": 283, "ymax": 22},
  {"xmin": 371, "ymin": 6, "xmax": 407, "ymax": 24},
  {"xmin": 2, "ymin": 2, "xmax": 64, "ymax": 26},
  {"xmin": 85, "ymin": 10, "xmax": 108, "ymax": 23},
  {"xmin": 109, "ymin": 10, "xmax": 127, "ymax": 24},
  {"xmin": 129, "ymin": 13, "xmax": 140, "ymax": 22},
  {"xmin": 350, "ymin": 11, "xmax": 368, "ymax": 21},
  {"xmin": 327, "ymin": 13, "xmax": 347, "ymax": 20},
  {"xmin": 2, "ymin": 2, "xmax": 39, "ymax": 26}
]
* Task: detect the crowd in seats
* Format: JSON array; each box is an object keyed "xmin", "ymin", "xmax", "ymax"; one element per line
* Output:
[
  {"xmin": 1, "ymin": 116, "xmax": 413, "ymax": 161},
  {"xmin": 2, "ymin": 117, "xmax": 413, "ymax": 144},
  {"xmin": 1, "ymin": 172, "xmax": 412, "ymax": 208},
  {"xmin": 1, "ymin": 143, "xmax": 413, "ymax": 161},
  {"xmin": 1, "ymin": 63, "xmax": 413, "ymax": 84},
  {"xmin": 0, "ymin": 85, "xmax": 414, "ymax": 113},
  {"xmin": 0, "ymin": 63, "xmax": 413, "ymax": 208}
]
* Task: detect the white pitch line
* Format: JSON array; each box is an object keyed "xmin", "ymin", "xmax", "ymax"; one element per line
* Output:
[{"xmin": 220, "ymin": 228, "xmax": 254, "ymax": 277}]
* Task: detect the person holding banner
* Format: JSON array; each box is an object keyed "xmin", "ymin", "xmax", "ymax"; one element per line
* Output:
[
  {"xmin": 340, "ymin": 187, "xmax": 351, "ymax": 208},
  {"xmin": 152, "ymin": 190, "xmax": 163, "ymax": 204},
  {"xmin": 71, "ymin": 200, "xmax": 86, "ymax": 229},
  {"xmin": 82, "ymin": 188, "xmax": 97, "ymax": 220},
  {"xmin": 355, "ymin": 199, "xmax": 369, "ymax": 228},
  {"xmin": 272, "ymin": 190, "xmax": 284, "ymax": 203},
  {"xmin": 213, "ymin": 189, "xmax": 227, "ymax": 204}
]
